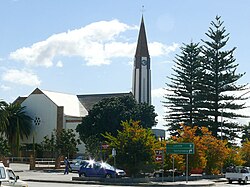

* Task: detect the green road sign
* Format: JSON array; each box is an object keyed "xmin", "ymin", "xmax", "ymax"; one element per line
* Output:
[{"xmin": 166, "ymin": 143, "xmax": 194, "ymax": 154}]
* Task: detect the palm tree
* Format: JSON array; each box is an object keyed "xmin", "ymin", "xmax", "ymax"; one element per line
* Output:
[
  {"xmin": 0, "ymin": 100, "xmax": 8, "ymax": 133},
  {"xmin": 4, "ymin": 103, "xmax": 33, "ymax": 156}
]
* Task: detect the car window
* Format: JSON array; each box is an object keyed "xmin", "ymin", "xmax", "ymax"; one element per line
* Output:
[
  {"xmin": 94, "ymin": 163, "xmax": 101, "ymax": 169},
  {"xmin": 7, "ymin": 170, "xmax": 15, "ymax": 180},
  {"xmin": 0, "ymin": 167, "xmax": 6, "ymax": 179},
  {"xmin": 86, "ymin": 163, "xmax": 92, "ymax": 168},
  {"xmin": 82, "ymin": 162, "xmax": 88, "ymax": 167},
  {"xmin": 101, "ymin": 163, "xmax": 114, "ymax": 170}
]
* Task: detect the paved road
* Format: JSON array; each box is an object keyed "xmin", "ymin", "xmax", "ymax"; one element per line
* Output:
[
  {"xmin": 215, "ymin": 181, "xmax": 249, "ymax": 186},
  {"xmin": 27, "ymin": 181, "xmax": 249, "ymax": 187},
  {"xmin": 27, "ymin": 181, "xmax": 136, "ymax": 187},
  {"xmin": 11, "ymin": 163, "xmax": 230, "ymax": 186}
]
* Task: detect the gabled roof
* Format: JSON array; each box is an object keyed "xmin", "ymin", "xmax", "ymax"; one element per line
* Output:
[
  {"xmin": 13, "ymin": 96, "xmax": 27, "ymax": 105},
  {"xmin": 77, "ymin": 92, "xmax": 131, "ymax": 111},
  {"xmin": 31, "ymin": 88, "xmax": 88, "ymax": 117},
  {"xmin": 20, "ymin": 88, "xmax": 131, "ymax": 117}
]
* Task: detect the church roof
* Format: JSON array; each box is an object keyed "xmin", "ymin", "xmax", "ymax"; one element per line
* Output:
[
  {"xmin": 20, "ymin": 88, "xmax": 131, "ymax": 117},
  {"xmin": 41, "ymin": 89, "xmax": 88, "ymax": 117},
  {"xmin": 77, "ymin": 92, "xmax": 131, "ymax": 111},
  {"xmin": 135, "ymin": 16, "xmax": 149, "ymax": 58}
]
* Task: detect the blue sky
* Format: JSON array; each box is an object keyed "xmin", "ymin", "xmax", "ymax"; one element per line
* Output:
[{"xmin": 1, "ymin": 0, "xmax": 250, "ymax": 130}]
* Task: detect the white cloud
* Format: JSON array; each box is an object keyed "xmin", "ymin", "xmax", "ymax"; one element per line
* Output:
[
  {"xmin": 56, "ymin": 60, "xmax": 63, "ymax": 67},
  {"xmin": 0, "ymin": 84, "xmax": 11, "ymax": 91},
  {"xmin": 2, "ymin": 69, "xmax": 41, "ymax": 86},
  {"xmin": 149, "ymin": 42, "xmax": 179, "ymax": 57},
  {"xmin": 9, "ymin": 20, "xmax": 178, "ymax": 67}
]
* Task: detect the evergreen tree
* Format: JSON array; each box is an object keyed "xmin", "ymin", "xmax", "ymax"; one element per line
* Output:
[
  {"xmin": 163, "ymin": 42, "xmax": 204, "ymax": 134},
  {"xmin": 201, "ymin": 16, "xmax": 247, "ymax": 140}
]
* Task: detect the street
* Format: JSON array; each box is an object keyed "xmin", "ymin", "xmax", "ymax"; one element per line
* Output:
[
  {"xmin": 27, "ymin": 182, "xmax": 135, "ymax": 187},
  {"xmin": 25, "ymin": 181, "xmax": 249, "ymax": 187},
  {"xmin": 10, "ymin": 163, "xmax": 250, "ymax": 187}
]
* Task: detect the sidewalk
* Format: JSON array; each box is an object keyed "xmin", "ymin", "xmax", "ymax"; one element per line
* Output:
[{"xmin": 10, "ymin": 163, "xmax": 217, "ymax": 186}]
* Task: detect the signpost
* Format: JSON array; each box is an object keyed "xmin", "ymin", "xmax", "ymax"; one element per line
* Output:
[
  {"xmin": 166, "ymin": 143, "xmax": 195, "ymax": 183},
  {"xmin": 166, "ymin": 143, "xmax": 194, "ymax": 154},
  {"xmin": 155, "ymin": 150, "xmax": 163, "ymax": 162},
  {"xmin": 112, "ymin": 148, "xmax": 116, "ymax": 178},
  {"xmin": 154, "ymin": 150, "xmax": 164, "ymax": 183}
]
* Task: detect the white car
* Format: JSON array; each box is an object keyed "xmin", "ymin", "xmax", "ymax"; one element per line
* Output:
[{"xmin": 0, "ymin": 163, "xmax": 28, "ymax": 187}]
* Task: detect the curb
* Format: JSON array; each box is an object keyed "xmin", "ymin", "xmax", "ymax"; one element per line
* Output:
[{"xmin": 24, "ymin": 178, "xmax": 215, "ymax": 186}]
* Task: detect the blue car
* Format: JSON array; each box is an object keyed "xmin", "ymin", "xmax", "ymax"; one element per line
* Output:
[{"xmin": 78, "ymin": 160, "xmax": 126, "ymax": 178}]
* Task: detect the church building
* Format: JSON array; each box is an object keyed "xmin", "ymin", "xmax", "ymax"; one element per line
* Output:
[{"xmin": 16, "ymin": 16, "xmax": 153, "ymax": 153}]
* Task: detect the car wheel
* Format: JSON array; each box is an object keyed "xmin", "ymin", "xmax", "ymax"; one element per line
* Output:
[
  {"xmin": 105, "ymin": 174, "xmax": 112, "ymax": 178},
  {"xmin": 244, "ymin": 177, "xmax": 248, "ymax": 184},
  {"xmin": 228, "ymin": 179, "xmax": 232, "ymax": 184}
]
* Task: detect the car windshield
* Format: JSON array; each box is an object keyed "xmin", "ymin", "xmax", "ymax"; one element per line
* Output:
[
  {"xmin": 0, "ymin": 167, "xmax": 6, "ymax": 179},
  {"xmin": 100, "ymin": 162, "xmax": 114, "ymax": 170}
]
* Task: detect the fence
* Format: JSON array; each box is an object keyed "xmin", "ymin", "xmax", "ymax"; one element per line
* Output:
[{"xmin": 2, "ymin": 156, "xmax": 65, "ymax": 170}]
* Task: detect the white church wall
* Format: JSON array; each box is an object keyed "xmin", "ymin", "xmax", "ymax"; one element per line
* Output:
[
  {"xmin": 65, "ymin": 116, "xmax": 86, "ymax": 154},
  {"xmin": 21, "ymin": 93, "xmax": 58, "ymax": 145}
]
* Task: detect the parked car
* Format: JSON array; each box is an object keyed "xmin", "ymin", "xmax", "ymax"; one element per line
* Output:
[
  {"xmin": 0, "ymin": 162, "xmax": 28, "ymax": 187},
  {"xmin": 78, "ymin": 160, "xmax": 126, "ymax": 178},
  {"xmin": 71, "ymin": 155, "xmax": 85, "ymax": 163},
  {"xmin": 153, "ymin": 169, "xmax": 183, "ymax": 177},
  {"xmin": 226, "ymin": 166, "xmax": 250, "ymax": 184},
  {"xmin": 69, "ymin": 160, "xmax": 88, "ymax": 172}
]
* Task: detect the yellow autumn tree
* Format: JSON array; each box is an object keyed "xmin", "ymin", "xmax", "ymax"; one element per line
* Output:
[
  {"xmin": 240, "ymin": 140, "xmax": 250, "ymax": 166},
  {"xmin": 171, "ymin": 124, "xmax": 207, "ymax": 172},
  {"xmin": 199, "ymin": 127, "xmax": 229, "ymax": 174},
  {"xmin": 224, "ymin": 146, "xmax": 244, "ymax": 168},
  {"xmin": 170, "ymin": 123, "xmax": 229, "ymax": 174}
]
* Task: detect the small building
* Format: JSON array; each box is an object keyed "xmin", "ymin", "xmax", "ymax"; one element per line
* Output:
[{"xmin": 152, "ymin": 129, "xmax": 166, "ymax": 141}]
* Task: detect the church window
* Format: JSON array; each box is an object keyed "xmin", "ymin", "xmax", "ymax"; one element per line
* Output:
[{"xmin": 34, "ymin": 117, "xmax": 41, "ymax": 126}]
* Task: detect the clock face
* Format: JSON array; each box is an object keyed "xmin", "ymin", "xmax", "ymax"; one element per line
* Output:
[{"xmin": 141, "ymin": 59, "xmax": 147, "ymax": 66}]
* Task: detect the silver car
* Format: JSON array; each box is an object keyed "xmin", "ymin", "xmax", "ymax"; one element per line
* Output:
[{"xmin": 69, "ymin": 160, "xmax": 87, "ymax": 172}]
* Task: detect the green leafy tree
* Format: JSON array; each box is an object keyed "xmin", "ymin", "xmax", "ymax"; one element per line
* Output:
[
  {"xmin": 0, "ymin": 137, "xmax": 10, "ymax": 157},
  {"xmin": 163, "ymin": 42, "xmax": 204, "ymax": 134},
  {"xmin": 76, "ymin": 95, "xmax": 157, "ymax": 143},
  {"xmin": 103, "ymin": 120, "xmax": 157, "ymax": 177},
  {"xmin": 4, "ymin": 103, "xmax": 32, "ymax": 156},
  {"xmin": 0, "ymin": 100, "xmax": 8, "ymax": 133},
  {"xmin": 42, "ymin": 129, "xmax": 80, "ymax": 158},
  {"xmin": 84, "ymin": 135, "xmax": 102, "ymax": 160},
  {"xmin": 201, "ymin": 16, "xmax": 247, "ymax": 140}
]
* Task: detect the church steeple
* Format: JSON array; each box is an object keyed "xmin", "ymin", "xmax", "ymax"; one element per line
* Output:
[
  {"xmin": 132, "ymin": 16, "xmax": 151, "ymax": 104},
  {"xmin": 135, "ymin": 16, "xmax": 149, "ymax": 58}
]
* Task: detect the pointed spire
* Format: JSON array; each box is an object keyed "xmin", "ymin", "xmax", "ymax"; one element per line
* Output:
[{"xmin": 135, "ymin": 16, "xmax": 149, "ymax": 57}]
